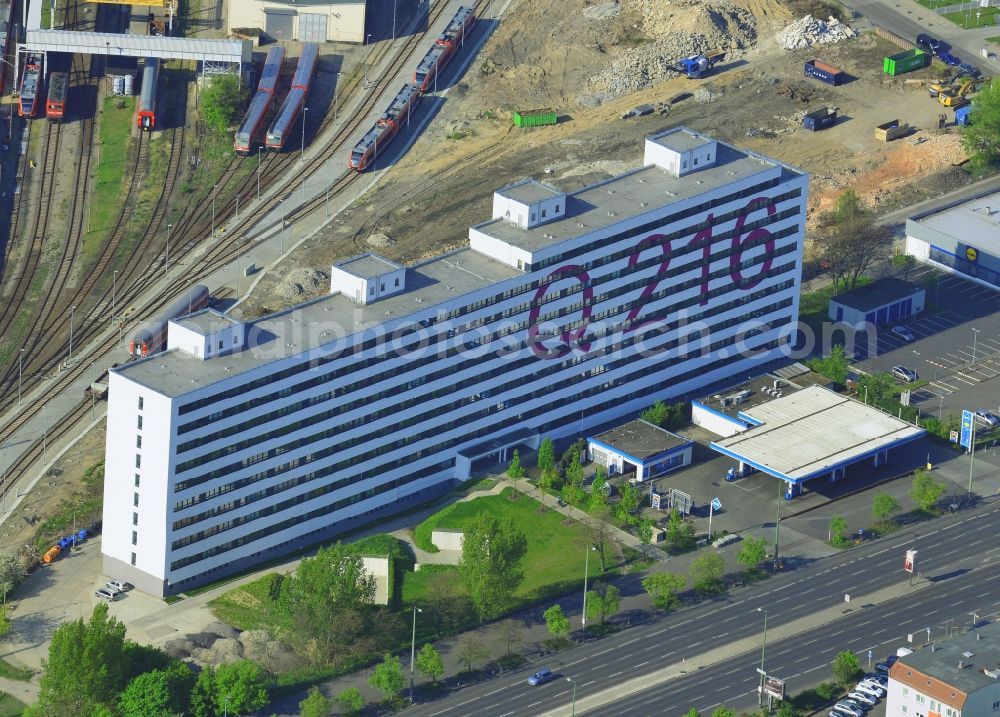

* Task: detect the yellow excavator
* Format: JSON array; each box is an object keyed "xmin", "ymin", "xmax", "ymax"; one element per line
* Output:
[{"xmin": 938, "ymin": 77, "xmax": 978, "ymax": 107}]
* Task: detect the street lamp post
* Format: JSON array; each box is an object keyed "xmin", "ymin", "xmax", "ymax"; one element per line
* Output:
[
  {"xmin": 301, "ymin": 106, "xmax": 309, "ymax": 158},
  {"xmin": 112, "ymin": 270, "xmax": 117, "ymax": 324},
  {"xmin": 566, "ymin": 677, "xmax": 577, "ymax": 717},
  {"xmin": 409, "ymin": 606, "xmax": 422, "ymax": 701},
  {"xmin": 165, "ymin": 224, "xmax": 172, "ymax": 276},
  {"xmin": 334, "ymin": 71, "xmax": 342, "ymax": 119},
  {"xmin": 17, "ymin": 349, "xmax": 23, "ymax": 408},
  {"xmin": 69, "ymin": 305, "xmax": 76, "ymax": 363},
  {"xmin": 211, "ymin": 184, "xmax": 217, "ymax": 239},
  {"xmin": 392, "ymin": 0, "xmax": 398, "ymax": 41},
  {"xmin": 364, "ymin": 33, "xmax": 373, "ymax": 87},
  {"xmin": 257, "ymin": 146, "xmax": 262, "ymax": 201},
  {"xmin": 280, "ymin": 200, "xmax": 286, "ymax": 254},
  {"xmin": 968, "ymin": 422, "xmax": 978, "ymax": 495},
  {"xmin": 581, "ymin": 545, "xmax": 594, "ymax": 629},
  {"xmin": 235, "ymin": 192, "xmax": 239, "ymax": 221},
  {"xmin": 972, "ymin": 328, "xmax": 980, "ymax": 364},
  {"xmin": 757, "ymin": 607, "xmax": 768, "ymax": 705},
  {"xmin": 774, "ymin": 479, "xmax": 782, "ymax": 563}
]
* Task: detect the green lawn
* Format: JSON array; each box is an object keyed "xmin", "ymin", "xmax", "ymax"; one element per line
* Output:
[
  {"xmin": 941, "ymin": 7, "xmax": 1000, "ymax": 28},
  {"xmin": 986, "ymin": 35, "xmax": 1000, "ymax": 45},
  {"xmin": 405, "ymin": 489, "xmax": 607, "ymax": 605},
  {"xmin": 85, "ymin": 96, "xmax": 136, "ymax": 253},
  {"xmin": 0, "ymin": 658, "xmax": 33, "ymax": 682}
]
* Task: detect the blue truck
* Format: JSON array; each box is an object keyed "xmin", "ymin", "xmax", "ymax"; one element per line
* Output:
[{"xmin": 804, "ymin": 59, "xmax": 845, "ymax": 85}]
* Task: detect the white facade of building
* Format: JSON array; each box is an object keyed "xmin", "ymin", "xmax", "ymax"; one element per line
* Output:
[
  {"xmin": 227, "ymin": 0, "xmax": 366, "ymax": 44},
  {"xmin": 102, "ymin": 128, "xmax": 808, "ymax": 595}
]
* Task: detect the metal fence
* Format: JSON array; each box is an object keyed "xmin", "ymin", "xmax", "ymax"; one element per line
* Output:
[{"xmin": 933, "ymin": 0, "xmax": 999, "ymax": 14}]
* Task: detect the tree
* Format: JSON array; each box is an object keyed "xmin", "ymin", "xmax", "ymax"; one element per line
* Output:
[
  {"xmin": 565, "ymin": 452, "xmax": 585, "ymax": 489},
  {"xmin": 690, "ymin": 552, "xmax": 725, "ymax": 595},
  {"xmin": 277, "ymin": 542, "xmax": 376, "ymax": 657},
  {"xmin": 641, "ymin": 400, "xmax": 669, "ymax": 426},
  {"xmin": 872, "ymin": 492, "xmax": 900, "ymax": 522},
  {"xmin": 189, "ymin": 668, "xmax": 215, "ymax": 717},
  {"xmin": 710, "ymin": 708, "xmax": 737, "ymax": 717},
  {"xmin": 642, "ymin": 572, "xmax": 687, "ymax": 611},
  {"xmin": 543, "ymin": 604, "xmax": 570, "ymax": 639},
  {"xmin": 666, "ymin": 509, "xmax": 695, "ymax": 552},
  {"xmin": 201, "ymin": 74, "xmax": 246, "ymax": 134},
  {"xmin": 499, "ymin": 618, "xmax": 524, "ymax": 657},
  {"xmin": 589, "ymin": 474, "xmax": 609, "ymax": 514},
  {"xmin": 912, "ymin": 470, "xmax": 946, "ymax": 512},
  {"xmin": 508, "ymin": 449, "xmax": 525, "ymax": 483},
  {"xmin": 585, "ymin": 583, "xmax": 621, "ymax": 625},
  {"xmin": 617, "ymin": 480, "xmax": 641, "ymax": 521},
  {"xmin": 425, "ymin": 568, "xmax": 469, "ymax": 635},
  {"xmin": 961, "ymin": 80, "xmax": 1000, "ymax": 173},
  {"xmin": 683, "ymin": 710, "xmax": 701, "ymax": 717},
  {"xmin": 299, "ymin": 686, "xmax": 332, "ymax": 717},
  {"xmin": 537, "ymin": 437, "xmax": 555, "ymax": 472},
  {"xmin": 37, "ymin": 603, "xmax": 129, "ymax": 714},
  {"xmin": 832, "ymin": 650, "xmax": 863, "ymax": 687},
  {"xmin": 335, "ymin": 687, "xmax": 365, "ymax": 715},
  {"xmin": 455, "ymin": 634, "xmax": 488, "ymax": 673},
  {"xmin": 809, "ymin": 344, "xmax": 849, "ymax": 385},
  {"xmin": 415, "ymin": 643, "xmax": 444, "ymax": 684},
  {"xmin": 637, "ymin": 518, "xmax": 654, "ymax": 545},
  {"xmin": 0, "ymin": 552, "xmax": 23, "ymax": 603},
  {"xmin": 589, "ymin": 509, "xmax": 613, "ymax": 572},
  {"xmin": 213, "ymin": 660, "xmax": 268, "ymax": 716},
  {"xmin": 368, "ymin": 653, "xmax": 406, "ymax": 702},
  {"xmin": 458, "ymin": 514, "xmax": 528, "ymax": 621},
  {"xmin": 815, "ymin": 190, "xmax": 892, "ymax": 290},
  {"xmin": 117, "ymin": 663, "xmax": 194, "ymax": 717},
  {"xmin": 736, "ymin": 536, "xmax": 768, "ymax": 575},
  {"xmin": 537, "ymin": 466, "xmax": 558, "ymax": 504},
  {"xmin": 858, "ymin": 372, "xmax": 897, "ymax": 408},
  {"xmin": 828, "ymin": 515, "xmax": 848, "ymax": 546}
]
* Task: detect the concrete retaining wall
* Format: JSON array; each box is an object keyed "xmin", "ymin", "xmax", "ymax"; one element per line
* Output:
[{"xmin": 431, "ymin": 529, "xmax": 464, "ymax": 551}]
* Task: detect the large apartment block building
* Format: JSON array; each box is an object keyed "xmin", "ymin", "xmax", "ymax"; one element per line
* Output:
[{"xmin": 103, "ymin": 128, "xmax": 809, "ymax": 595}]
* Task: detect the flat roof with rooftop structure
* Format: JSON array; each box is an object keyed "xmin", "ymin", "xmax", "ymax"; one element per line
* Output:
[
  {"xmin": 649, "ymin": 126, "xmax": 715, "ymax": 152},
  {"xmin": 908, "ymin": 189, "xmax": 1000, "ymax": 254},
  {"xmin": 890, "ymin": 621, "xmax": 1000, "ymax": 704},
  {"xmin": 21, "ymin": 30, "xmax": 251, "ymax": 65},
  {"xmin": 171, "ymin": 309, "xmax": 241, "ymax": 336},
  {"xmin": 830, "ymin": 277, "xmax": 923, "ymax": 313},
  {"xmin": 590, "ymin": 419, "xmax": 691, "ymax": 461},
  {"xmin": 496, "ymin": 179, "xmax": 564, "ymax": 205},
  {"xmin": 472, "ymin": 143, "xmax": 795, "ymax": 255},
  {"xmin": 336, "ymin": 253, "xmax": 403, "ymax": 279},
  {"xmin": 710, "ymin": 385, "xmax": 925, "ymax": 484},
  {"xmin": 117, "ymin": 247, "xmax": 522, "ymax": 397}
]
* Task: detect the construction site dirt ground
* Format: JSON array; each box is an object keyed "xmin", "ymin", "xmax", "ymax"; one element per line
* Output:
[{"xmin": 247, "ymin": 0, "xmax": 976, "ymax": 313}]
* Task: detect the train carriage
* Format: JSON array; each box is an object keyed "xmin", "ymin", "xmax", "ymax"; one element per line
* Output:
[
  {"xmin": 234, "ymin": 46, "xmax": 285, "ymax": 154},
  {"xmin": 264, "ymin": 44, "xmax": 319, "ymax": 151},
  {"xmin": 129, "ymin": 286, "xmax": 211, "ymax": 358},
  {"xmin": 348, "ymin": 83, "xmax": 419, "ymax": 171},
  {"xmin": 46, "ymin": 71, "xmax": 68, "ymax": 122},
  {"xmin": 18, "ymin": 56, "xmax": 41, "ymax": 118},
  {"xmin": 413, "ymin": 6, "xmax": 476, "ymax": 93},
  {"xmin": 136, "ymin": 58, "xmax": 160, "ymax": 130}
]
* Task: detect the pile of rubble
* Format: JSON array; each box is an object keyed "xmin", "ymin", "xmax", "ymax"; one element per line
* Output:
[
  {"xmin": 275, "ymin": 267, "xmax": 328, "ymax": 299},
  {"xmin": 585, "ymin": 0, "xmax": 755, "ymax": 99},
  {"xmin": 775, "ymin": 15, "xmax": 856, "ymax": 50}
]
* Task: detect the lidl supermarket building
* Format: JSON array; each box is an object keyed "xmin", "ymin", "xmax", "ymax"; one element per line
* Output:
[{"xmin": 103, "ymin": 128, "xmax": 809, "ymax": 595}]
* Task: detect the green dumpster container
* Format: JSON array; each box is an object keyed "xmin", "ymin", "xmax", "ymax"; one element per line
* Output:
[
  {"xmin": 513, "ymin": 109, "xmax": 558, "ymax": 127},
  {"xmin": 883, "ymin": 49, "xmax": 928, "ymax": 76}
]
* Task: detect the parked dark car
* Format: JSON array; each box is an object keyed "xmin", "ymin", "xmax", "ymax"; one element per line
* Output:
[
  {"xmin": 916, "ymin": 33, "xmax": 942, "ymax": 54},
  {"xmin": 958, "ymin": 62, "xmax": 981, "ymax": 77},
  {"xmin": 938, "ymin": 51, "xmax": 961, "ymax": 66}
]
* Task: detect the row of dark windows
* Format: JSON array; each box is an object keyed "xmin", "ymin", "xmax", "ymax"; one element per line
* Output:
[
  {"xmin": 172, "ymin": 294, "xmax": 794, "ymax": 530},
  {"xmin": 531, "ymin": 176, "xmax": 787, "ymax": 270},
  {"xmin": 176, "ymin": 182, "xmax": 800, "ymax": 418},
  {"xmin": 174, "ymin": 261, "xmax": 798, "ymax": 480},
  {"xmin": 176, "ymin": 229, "xmax": 799, "ymax": 457},
  {"xmin": 171, "ymin": 286, "xmax": 794, "ymax": 512},
  {"xmin": 169, "ymin": 331, "xmax": 790, "ymax": 569}
]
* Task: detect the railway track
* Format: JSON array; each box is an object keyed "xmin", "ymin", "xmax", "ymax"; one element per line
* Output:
[{"xmin": 0, "ymin": 0, "xmax": 498, "ymax": 499}]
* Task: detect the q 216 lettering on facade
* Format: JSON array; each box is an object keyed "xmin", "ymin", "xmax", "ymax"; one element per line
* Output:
[{"xmin": 527, "ymin": 197, "xmax": 778, "ymax": 359}]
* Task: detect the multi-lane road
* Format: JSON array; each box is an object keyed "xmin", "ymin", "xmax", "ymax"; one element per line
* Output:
[{"xmin": 406, "ymin": 500, "xmax": 1000, "ymax": 717}]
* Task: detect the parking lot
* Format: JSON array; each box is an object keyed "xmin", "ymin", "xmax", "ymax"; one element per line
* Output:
[{"xmin": 853, "ymin": 264, "xmax": 1000, "ymax": 420}]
